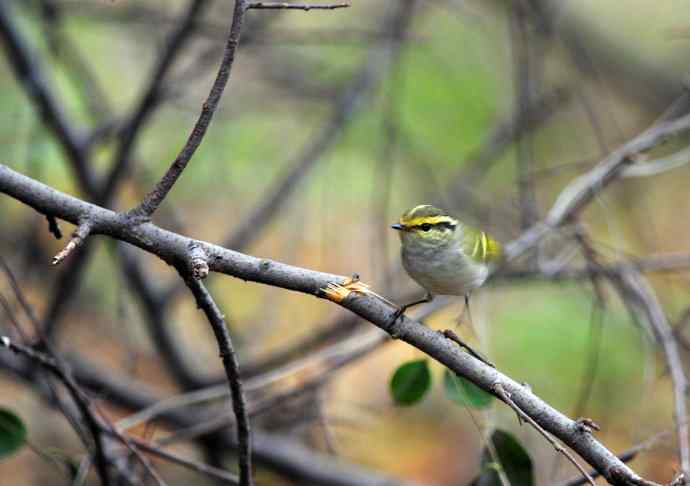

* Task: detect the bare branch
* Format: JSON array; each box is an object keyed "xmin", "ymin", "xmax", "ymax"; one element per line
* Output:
[
  {"xmin": 504, "ymin": 113, "xmax": 690, "ymax": 262},
  {"xmin": 0, "ymin": 2, "xmax": 95, "ymax": 194},
  {"xmin": 622, "ymin": 145, "xmax": 690, "ymax": 178},
  {"xmin": 104, "ymin": 0, "xmax": 212, "ymax": 202},
  {"xmin": 45, "ymin": 214, "xmax": 62, "ymax": 239},
  {"xmin": 220, "ymin": 0, "xmax": 417, "ymax": 253},
  {"xmin": 493, "ymin": 383, "xmax": 598, "ymax": 486},
  {"xmin": 610, "ymin": 270, "xmax": 690, "ymax": 477},
  {"xmin": 442, "ymin": 329, "xmax": 494, "ymax": 367},
  {"xmin": 248, "ymin": 2, "xmax": 350, "ymax": 10},
  {"xmin": 510, "ymin": 0, "xmax": 540, "ymax": 232},
  {"xmin": 103, "ymin": 432, "xmax": 239, "ymax": 485},
  {"xmin": 51, "ymin": 220, "xmax": 93, "ymax": 265},
  {"xmin": 182, "ymin": 276, "xmax": 253, "ymax": 486},
  {"xmin": 561, "ymin": 448, "xmax": 643, "ymax": 486},
  {"xmin": 0, "ymin": 336, "xmax": 113, "ymax": 485},
  {"xmin": 140, "ymin": 329, "xmax": 387, "ymax": 445},
  {"xmin": 129, "ymin": 0, "xmax": 249, "ymax": 218},
  {"xmin": 116, "ymin": 246, "xmax": 207, "ymax": 388},
  {"xmin": 497, "ymin": 251, "xmax": 690, "ymax": 283},
  {"xmin": 17, "ymin": 352, "xmax": 399, "ymax": 486}
]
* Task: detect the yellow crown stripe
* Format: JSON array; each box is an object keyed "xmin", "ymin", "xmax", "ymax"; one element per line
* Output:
[{"xmin": 401, "ymin": 215, "xmax": 458, "ymax": 227}]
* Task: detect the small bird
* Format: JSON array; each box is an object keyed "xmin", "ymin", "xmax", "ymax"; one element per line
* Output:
[{"xmin": 391, "ymin": 204, "xmax": 502, "ymax": 321}]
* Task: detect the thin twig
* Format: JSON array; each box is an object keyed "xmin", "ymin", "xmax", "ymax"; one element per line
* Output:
[
  {"xmin": 51, "ymin": 220, "xmax": 92, "ymax": 265},
  {"xmin": 0, "ymin": 2, "xmax": 95, "ymax": 193},
  {"xmin": 497, "ymin": 251, "xmax": 690, "ymax": 282},
  {"xmin": 560, "ymin": 448, "xmax": 640, "ymax": 486},
  {"xmin": 492, "ymin": 383, "xmax": 596, "ymax": 486},
  {"xmin": 221, "ymin": 0, "xmax": 416, "ymax": 253},
  {"xmin": 1, "ymin": 338, "xmax": 169, "ymax": 485},
  {"xmin": 156, "ymin": 330, "xmax": 386, "ymax": 446},
  {"xmin": 0, "ymin": 257, "xmax": 167, "ymax": 485},
  {"xmin": 503, "ymin": 113, "xmax": 690, "ymax": 263},
  {"xmin": 1, "ymin": 343, "xmax": 398, "ymax": 486},
  {"xmin": 559, "ymin": 426, "xmax": 683, "ymax": 486},
  {"xmin": 129, "ymin": 0, "xmax": 249, "ymax": 218},
  {"xmin": 0, "ymin": 336, "xmax": 113, "ymax": 486},
  {"xmin": 182, "ymin": 276, "xmax": 253, "ymax": 486},
  {"xmin": 104, "ymin": 0, "xmax": 212, "ymax": 202},
  {"xmin": 510, "ymin": 0, "xmax": 539, "ymax": 232},
  {"xmin": 248, "ymin": 2, "xmax": 349, "ymax": 10},
  {"xmin": 611, "ymin": 270, "xmax": 690, "ymax": 476},
  {"xmin": 103, "ymin": 431, "xmax": 239, "ymax": 485},
  {"xmin": 571, "ymin": 224, "xmax": 607, "ymax": 418},
  {"xmin": 116, "ymin": 246, "xmax": 206, "ymax": 388},
  {"xmin": 442, "ymin": 329, "xmax": 494, "ymax": 367},
  {"xmin": 45, "ymin": 214, "xmax": 62, "ymax": 239}
]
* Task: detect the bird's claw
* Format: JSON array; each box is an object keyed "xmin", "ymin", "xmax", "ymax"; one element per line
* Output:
[{"xmin": 387, "ymin": 307, "xmax": 405, "ymax": 339}]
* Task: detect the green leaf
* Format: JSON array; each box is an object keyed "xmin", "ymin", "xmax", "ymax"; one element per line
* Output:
[
  {"xmin": 389, "ymin": 359, "xmax": 432, "ymax": 406},
  {"xmin": 443, "ymin": 369, "xmax": 494, "ymax": 409},
  {"xmin": 0, "ymin": 407, "xmax": 26, "ymax": 459},
  {"xmin": 470, "ymin": 429, "xmax": 534, "ymax": 486}
]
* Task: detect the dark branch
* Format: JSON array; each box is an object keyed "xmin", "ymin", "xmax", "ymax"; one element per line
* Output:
[
  {"xmin": 493, "ymin": 382, "xmax": 596, "ymax": 485},
  {"xmin": 181, "ymin": 276, "xmax": 253, "ymax": 486},
  {"xmin": 0, "ymin": 2, "xmax": 95, "ymax": 194},
  {"xmin": 609, "ymin": 270, "xmax": 690, "ymax": 476},
  {"xmin": 45, "ymin": 214, "xmax": 62, "ymax": 239},
  {"xmin": 103, "ymin": 0, "xmax": 212, "ymax": 203},
  {"xmin": 130, "ymin": 0, "xmax": 249, "ymax": 218},
  {"xmin": 0, "ymin": 348, "xmax": 398, "ymax": 486},
  {"xmin": 103, "ymin": 432, "xmax": 239, "ymax": 485},
  {"xmin": 0, "ymin": 336, "xmax": 113, "ymax": 486},
  {"xmin": 503, "ymin": 113, "xmax": 690, "ymax": 262},
  {"xmin": 248, "ymin": 2, "xmax": 350, "ymax": 10}
]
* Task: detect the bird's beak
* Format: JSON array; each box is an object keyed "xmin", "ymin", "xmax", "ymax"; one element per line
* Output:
[{"xmin": 391, "ymin": 223, "xmax": 403, "ymax": 230}]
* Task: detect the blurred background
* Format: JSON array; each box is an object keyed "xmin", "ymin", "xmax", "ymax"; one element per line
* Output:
[{"xmin": 1, "ymin": 0, "xmax": 690, "ymax": 484}]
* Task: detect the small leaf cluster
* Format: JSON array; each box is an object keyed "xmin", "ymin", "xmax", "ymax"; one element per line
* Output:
[
  {"xmin": 0, "ymin": 407, "xmax": 26, "ymax": 460},
  {"xmin": 389, "ymin": 361, "xmax": 534, "ymax": 485},
  {"xmin": 389, "ymin": 359, "xmax": 493, "ymax": 409}
]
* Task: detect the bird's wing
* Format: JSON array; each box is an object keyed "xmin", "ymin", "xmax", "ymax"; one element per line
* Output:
[{"xmin": 461, "ymin": 225, "xmax": 503, "ymax": 264}]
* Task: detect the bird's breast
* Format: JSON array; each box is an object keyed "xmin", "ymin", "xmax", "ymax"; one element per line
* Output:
[{"xmin": 402, "ymin": 244, "xmax": 488, "ymax": 296}]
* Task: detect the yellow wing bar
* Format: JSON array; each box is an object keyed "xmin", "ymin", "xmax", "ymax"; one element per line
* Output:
[{"xmin": 465, "ymin": 228, "xmax": 502, "ymax": 263}]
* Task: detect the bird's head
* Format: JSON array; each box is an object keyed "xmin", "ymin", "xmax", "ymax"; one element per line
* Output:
[{"xmin": 391, "ymin": 205, "xmax": 458, "ymax": 248}]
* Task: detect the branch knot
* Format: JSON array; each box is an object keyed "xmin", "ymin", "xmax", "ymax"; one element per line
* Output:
[{"xmin": 188, "ymin": 243, "xmax": 209, "ymax": 280}]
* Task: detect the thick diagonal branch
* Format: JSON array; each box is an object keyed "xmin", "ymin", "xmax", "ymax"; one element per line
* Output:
[{"xmin": 0, "ymin": 163, "xmax": 664, "ymax": 485}]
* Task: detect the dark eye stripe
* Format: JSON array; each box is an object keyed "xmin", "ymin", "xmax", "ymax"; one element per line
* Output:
[{"xmin": 413, "ymin": 222, "xmax": 456, "ymax": 231}]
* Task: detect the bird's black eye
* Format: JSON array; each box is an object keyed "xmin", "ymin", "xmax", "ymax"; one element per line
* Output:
[{"xmin": 420, "ymin": 223, "xmax": 432, "ymax": 232}]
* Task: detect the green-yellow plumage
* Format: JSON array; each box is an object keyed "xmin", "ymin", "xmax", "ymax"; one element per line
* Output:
[{"xmin": 392, "ymin": 204, "xmax": 502, "ymax": 298}]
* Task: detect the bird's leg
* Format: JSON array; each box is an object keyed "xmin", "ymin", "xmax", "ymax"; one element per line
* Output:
[
  {"xmin": 456, "ymin": 293, "xmax": 473, "ymax": 327},
  {"xmin": 388, "ymin": 292, "xmax": 434, "ymax": 338}
]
